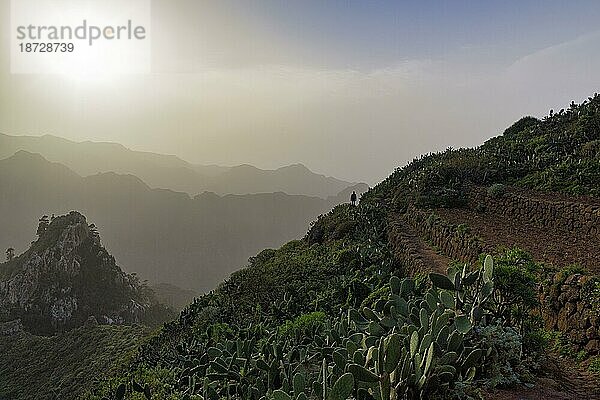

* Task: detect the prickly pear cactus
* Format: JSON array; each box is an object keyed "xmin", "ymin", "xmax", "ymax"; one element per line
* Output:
[{"xmin": 154, "ymin": 258, "xmax": 500, "ymax": 400}]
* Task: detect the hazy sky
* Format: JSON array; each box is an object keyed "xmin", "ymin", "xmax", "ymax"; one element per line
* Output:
[{"xmin": 1, "ymin": 0, "xmax": 600, "ymax": 183}]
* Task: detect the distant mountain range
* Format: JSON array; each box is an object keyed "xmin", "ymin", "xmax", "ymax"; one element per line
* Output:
[
  {"xmin": 0, "ymin": 133, "xmax": 356, "ymax": 198},
  {"xmin": 0, "ymin": 150, "xmax": 368, "ymax": 291}
]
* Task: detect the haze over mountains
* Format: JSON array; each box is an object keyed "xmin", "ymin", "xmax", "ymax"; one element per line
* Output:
[
  {"xmin": 0, "ymin": 133, "xmax": 355, "ymax": 198},
  {"xmin": 0, "ymin": 136, "xmax": 367, "ymax": 291}
]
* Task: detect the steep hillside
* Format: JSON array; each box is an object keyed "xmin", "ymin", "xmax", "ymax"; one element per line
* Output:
[
  {"xmin": 0, "ymin": 323, "xmax": 148, "ymax": 400},
  {"xmin": 0, "ymin": 151, "xmax": 367, "ymax": 291},
  {"xmin": 0, "ymin": 133, "xmax": 355, "ymax": 197},
  {"xmin": 0, "ymin": 211, "xmax": 171, "ymax": 334},
  {"xmin": 84, "ymin": 95, "xmax": 599, "ymax": 400},
  {"xmin": 377, "ymin": 95, "xmax": 599, "ymax": 271},
  {"xmin": 378, "ymin": 95, "xmax": 600, "ymax": 206}
]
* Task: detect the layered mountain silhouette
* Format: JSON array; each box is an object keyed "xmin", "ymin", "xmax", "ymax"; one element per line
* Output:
[
  {"xmin": 0, "ymin": 151, "xmax": 367, "ymax": 291},
  {"xmin": 0, "ymin": 133, "xmax": 355, "ymax": 197}
]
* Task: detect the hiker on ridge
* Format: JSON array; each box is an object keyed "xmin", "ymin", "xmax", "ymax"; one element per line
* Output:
[{"xmin": 350, "ymin": 191, "xmax": 357, "ymax": 206}]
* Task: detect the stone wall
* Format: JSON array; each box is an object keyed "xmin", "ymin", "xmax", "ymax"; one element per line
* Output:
[
  {"xmin": 392, "ymin": 196, "xmax": 600, "ymax": 355},
  {"xmin": 539, "ymin": 274, "xmax": 599, "ymax": 354},
  {"xmin": 468, "ymin": 186, "xmax": 600, "ymax": 238},
  {"xmin": 402, "ymin": 205, "xmax": 483, "ymax": 264},
  {"xmin": 387, "ymin": 218, "xmax": 430, "ymax": 276}
]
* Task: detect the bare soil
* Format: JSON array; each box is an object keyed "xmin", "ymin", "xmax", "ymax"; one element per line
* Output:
[
  {"xmin": 388, "ymin": 216, "xmax": 451, "ymax": 274},
  {"xmin": 435, "ymin": 207, "xmax": 599, "ymax": 273}
]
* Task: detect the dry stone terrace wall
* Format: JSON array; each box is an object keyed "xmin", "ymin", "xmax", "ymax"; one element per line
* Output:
[
  {"xmin": 401, "ymin": 205, "xmax": 483, "ymax": 264},
  {"xmin": 468, "ymin": 185, "xmax": 600, "ymax": 238},
  {"xmin": 540, "ymin": 274, "xmax": 600, "ymax": 354},
  {"xmin": 391, "ymin": 191, "xmax": 599, "ymax": 355},
  {"xmin": 387, "ymin": 218, "xmax": 429, "ymax": 276}
]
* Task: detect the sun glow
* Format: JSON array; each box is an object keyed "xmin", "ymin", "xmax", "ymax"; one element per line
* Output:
[{"xmin": 10, "ymin": 0, "xmax": 151, "ymax": 80}]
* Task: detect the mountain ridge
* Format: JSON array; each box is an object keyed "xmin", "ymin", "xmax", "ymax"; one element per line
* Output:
[
  {"xmin": 79, "ymin": 94, "xmax": 600, "ymax": 400},
  {"xmin": 0, "ymin": 133, "xmax": 357, "ymax": 197},
  {"xmin": 0, "ymin": 151, "xmax": 368, "ymax": 291}
]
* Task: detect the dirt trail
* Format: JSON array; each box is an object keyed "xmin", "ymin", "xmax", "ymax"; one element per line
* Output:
[
  {"xmin": 484, "ymin": 355, "xmax": 600, "ymax": 400},
  {"xmin": 388, "ymin": 215, "xmax": 451, "ymax": 274},
  {"xmin": 386, "ymin": 202, "xmax": 600, "ymax": 399}
]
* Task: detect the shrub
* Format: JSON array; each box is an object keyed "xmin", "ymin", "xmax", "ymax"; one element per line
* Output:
[
  {"xmin": 457, "ymin": 223, "xmax": 470, "ymax": 235},
  {"xmin": 502, "ymin": 116, "xmax": 540, "ymax": 136},
  {"xmin": 306, "ymin": 204, "xmax": 354, "ymax": 244},
  {"xmin": 417, "ymin": 187, "xmax": 467, "ymax": 208},
  {"xmin": 278, "ymin": 311, "xmax": 326, "ymax": 338},
  {"xmin": 359, "ymin": 285, "xmax": 389, "ymax": 308},
  {"xmin": 335, "ymin": 248, "xmax": 356, "ymax": 265},
  {"xmin": 490, "ymin": 248, "xmax": 540, "ymax": 333},
  {"xmin": 589, "ymin": 356, "xmax": 600, "ymax": 374},
  {"xmin": 521, "ymin": 319, "xmax": 548, "ymax": 356},
  {"xmin": 487, "ymin": 183, "xmax": 507, "ymax": 198},
  {"xmin": 332, "ymin": 220, "xmax": 358, "ymax": 240},
  {"xmin": 580, "ymin": 139, "xmax": 600, "ymax": 157},
  {"xmin": 542, "ymin": 330, "xmax": 577, "ymax": 358},
  {"xmin": 477, "ymin": 324, "xmax": 523, "ymax": 388},
  {"xmin": 209, "ymin": 323, "xmax": 234, "ymax": 342}
]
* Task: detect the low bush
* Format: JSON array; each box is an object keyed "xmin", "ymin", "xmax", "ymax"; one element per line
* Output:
[
  {"xmin": 278, "ymin": 311, "xmax": 326, "ymax": 338},
  {"xmin": 476, "ymin": 324, "xmax": 523, "ymax": 388},
  {"xmin": 589, "ymin": 356, "xmax": 600, "ymax": 374},
  {"xmin": 487, "ymin": 183, "xmax": 507, "ymax": 199}
]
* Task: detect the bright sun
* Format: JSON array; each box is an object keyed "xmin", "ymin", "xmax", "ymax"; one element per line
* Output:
[{"xmin": 11, "ymin": 0, "xmax": 151, "ymax": 81}]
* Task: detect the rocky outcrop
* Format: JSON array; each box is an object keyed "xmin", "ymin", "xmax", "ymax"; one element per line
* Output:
[{"xmin": 0, "ymin": 211, "xmax": 166, "ymax": 334}]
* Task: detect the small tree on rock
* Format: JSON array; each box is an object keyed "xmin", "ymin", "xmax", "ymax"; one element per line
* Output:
[{"xmin": 37, "ymin": 215, "xmax": 50, "ymax": 237}]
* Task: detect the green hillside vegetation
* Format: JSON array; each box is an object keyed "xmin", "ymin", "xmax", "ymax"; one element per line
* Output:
[
  {"xmin": 80, "ymin": 95, "xmax": 600, "ymax": 400},
  {"xmin": 86, "ymin": 202, "xmax": 542, "ymax": 399},
  {"xmin": 0, "ymin": 324, "xmax": 148, "ymax": 400},
  {"xmin": 377, "ymin": 95, "xmax": 600, "ymax": 210}
]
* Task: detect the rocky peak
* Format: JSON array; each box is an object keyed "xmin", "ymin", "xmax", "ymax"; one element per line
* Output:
[{"xmin": 0, "ymin": 211, "xmax": 170, "ymax": 334}]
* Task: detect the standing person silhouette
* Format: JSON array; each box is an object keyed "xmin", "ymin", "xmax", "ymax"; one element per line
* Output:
[{"xmin": 350, "ymin": 191, "xmax": 357, "ymax": 206}]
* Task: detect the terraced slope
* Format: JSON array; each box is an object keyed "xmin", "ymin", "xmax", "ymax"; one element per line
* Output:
[
  {"xmin": 387, "ymin": 214, "xmax": 451, "ymax": 274},
  {"xmin": 385, "ymin": 190, "xmax": 600, "ymax": 400}
]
